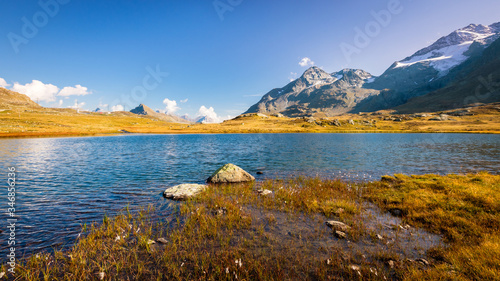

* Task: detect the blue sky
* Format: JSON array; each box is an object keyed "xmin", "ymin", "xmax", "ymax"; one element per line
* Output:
[{"xmin": 1, "ymin": 0, "xmax": 499, "ymax": 119}]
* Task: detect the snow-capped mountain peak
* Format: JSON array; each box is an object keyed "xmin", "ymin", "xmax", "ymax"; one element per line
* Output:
[{"xmin": 394, "ymin": 22, "xmax": 500, "ymax": 74}]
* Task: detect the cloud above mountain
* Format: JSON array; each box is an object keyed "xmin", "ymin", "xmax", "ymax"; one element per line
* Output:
[
  {"xmin": 0, "ymin": 78, "xmax": 10, "ymax": 88},
  {"xmin": 163, "ymin": 98, "xmax": 181, "ymax": 114},
  {"xmin": 299, "ymin": 57, "xmax": 314, "ymax": 67},
  {"xmin": 4, "ymin": 78, "xmax": 92, "ymax": 103},
  {"xmin": 11, "ymin": 80, "xmax": 60, "ymax": 102},
  {"xmin": 197, "ymin": 106, "xmax": 233, "ymax": 123}
]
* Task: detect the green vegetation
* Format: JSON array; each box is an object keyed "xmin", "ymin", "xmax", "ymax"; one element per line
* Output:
[{"xmin": 4, "ymin": 173, "xmax": 498, "ymax": 280}]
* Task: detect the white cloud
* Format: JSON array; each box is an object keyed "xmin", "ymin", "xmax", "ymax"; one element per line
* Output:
[
  {"xmin": 197, "ymin": 106, "xmax": 233, "ymax": 123},
  {"xmin": 10, "ymin": 80, "xmax": 91, "ymax": 102},
  {"xmin": 111, "ymin": 104, "xmax": 124, "ymax": 112},
  {"xmin": 58, "ymin": 85, "xmax": 91, "ymax": 97},
  {"xmin": 298, "ymin": 57, "xmax": 314, "ymax": 67},
  {"xmin": 197, "ymin": 106, "xmax": 220, "ymax": 123},
  {"xmin": 180, "ymin": 98, "xmax": 188, "ymax": 103},
  {"xmin": 11, "ymin": 80, "xmax": 60, "ymax": 102},
  {"xmin": 0, "ymin": 78, "xmax": 10, "ymax": 88},
  {"xmin": 58, "ymin": 100, "xmax": 63, "ymax": 107},
  {"xmin": 68, "ymin": 100, "xmax": 86, "ymax": 109},
  {"xmin": 163, "ymin": 98, "xmax": 180, "ymax": 114}
]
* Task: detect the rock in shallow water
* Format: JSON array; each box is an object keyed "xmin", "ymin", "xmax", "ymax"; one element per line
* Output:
[
  {"xmin": 325, "ymin": 220, "xmax": 350, "ymax": 232},
  {"xmin": 163, "ymin": 184, "xmax": 208, "ymax": 200},
  {"xmin": 207, "ymin": 163, "xmax": 255, "ymax": 183}
]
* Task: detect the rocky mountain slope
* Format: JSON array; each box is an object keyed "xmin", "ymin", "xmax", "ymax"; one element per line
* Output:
[
  {"xmin": 394, "ymin": 35, "xmax": 500, "ymax": 113},
  {"xmin": 245, "ymin": 22, "xmax": 500, "ymax": 117},
  {"xmin": 244, "ymin": 67, "xmax": 383, "ymax": 117},
  {"xmin": 358, "ymin": 22, "xmax": 500, "ymax": 110}
]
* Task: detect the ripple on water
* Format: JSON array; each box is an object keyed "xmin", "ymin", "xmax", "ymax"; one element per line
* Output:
[{"xmin": 0, "ymin": 133, "xmax": 498, "ymax": 260}]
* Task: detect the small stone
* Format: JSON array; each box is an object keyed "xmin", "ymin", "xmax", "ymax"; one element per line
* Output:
[
  {"xmin": 326, "ymin": 220, "xmax": 350, "ymax": 232},
  {"xmin": 349, "ymin": 265, "xmax": 362, "ymax": 276},
  {"xmin": 389, "ymin": 208, "xmax": 404, "ymax": 217},
  {"xmin": 416, "ymin": 258, "xmax": 429, "ymax": 266},
  {"xmin": 376, "ymin": 234, "xmax": 383, "ymax": 240},
  {"xmin": 163, "ymin": 184, "xmax": 208, "ymax": 200},
  {"xmin": 334, "ymin": 230, "xmax": 346, "ymax": 239},
  {"xmin": 114, "ymin": 235, "xmax": 121, "ymax": 241},
  {"xmin": 147, "ymin": 239, "xmax": 156, "ymax": 245},
  {"xmin": 98, "ymin": 272, "xmax": 105, "ymax": 280},
  {"xmin": 256, "ymin": 171, "xmax": 264, "ymax": 175},
  {"xmin": 0, "ymin": 272, "xmax": 5, "ymax": 278},
  {"xmin": 212, "ymin": 207, "xmax": 228, "ymax": 216},
  {"xmin": 257, "ymin": 189, "xmax": 272, "ymax": 196},
  {"xmin": 388, "ymin": 260, "xmax": 395, "ymax": 269},
  {"xmin": 335, "ymin": 208, "xmax": 345, "ymax": 215},
  {"xmin": 326, "ymin": 259, "xmax": 331, "ymax": 265},
  {"xmin": 331, "ymin": 119, "xmax": 341, "ymax": 126},
  {"xmin": 157, "ymin": 238, "xmax": 169, "ymax": 244}
]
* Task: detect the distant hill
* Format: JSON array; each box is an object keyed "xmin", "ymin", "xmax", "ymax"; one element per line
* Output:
[
  {"xmin": 0, "ymin": 87, "xmax": 41, "ymax": 109},
  {"xmin": 130, "ymin": 104, "xmax": 191, "ymax": 123}
]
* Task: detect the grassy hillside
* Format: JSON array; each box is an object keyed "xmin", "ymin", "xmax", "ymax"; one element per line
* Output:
[
  {"xmin": 0, "ymin": 87, "xmax": 41, "ymax": 109},
  {"xmin": 0, "ymin": 87, "xmax": 499, "ymax": 138},
  {"xmin": 0, "ymin": 103, "xmax": 499, "ymax": 138}
]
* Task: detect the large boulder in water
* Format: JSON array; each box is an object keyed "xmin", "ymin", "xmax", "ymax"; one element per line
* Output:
[
  {"xmin": 163, "ymin": 184, "xmax": 208, "ymax": 200},
  {"xmin": 207, "ymin": 163, "xmax": 255, "ymax": 183}
]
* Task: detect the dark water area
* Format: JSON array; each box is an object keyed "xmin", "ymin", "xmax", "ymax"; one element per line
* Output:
[{"xmin": 0, "ymin": 133, "xmax": 498, "ymax": 261}]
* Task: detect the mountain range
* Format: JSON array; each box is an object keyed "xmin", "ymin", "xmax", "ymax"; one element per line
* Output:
[{"xmin": 245, "ymin": 22, "xmax": 500, "ymax": 116}]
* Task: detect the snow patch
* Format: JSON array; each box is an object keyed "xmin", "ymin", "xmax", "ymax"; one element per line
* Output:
[
  {"xmin": 365, "ymin": 77, "xmax": 375, "ymax": 83},
  {"xmin": 395, "ymin": 41, "xmax": 472, "ymax": 73}
]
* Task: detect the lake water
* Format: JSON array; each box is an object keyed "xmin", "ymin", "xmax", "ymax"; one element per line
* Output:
[{"xmin": 0, "ymin": 133, "xmax": 499, "ymax": 260}]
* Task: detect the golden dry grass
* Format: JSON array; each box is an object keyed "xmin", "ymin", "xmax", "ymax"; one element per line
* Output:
[
  {"xmin": 6, "ymin": 173, "xmax": 498, "ymax": 280},
  {"xmin": 365, "ymin": 172, "xmax": 500, "ymax": 280},
  {"xmin": 0, "ymin": 103, "xmax": 499, "ymax": 138}
]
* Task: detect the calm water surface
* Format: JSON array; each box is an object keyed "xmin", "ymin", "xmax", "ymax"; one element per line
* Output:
[{"xmin": 0, "ymin": 133, "xmax": 498, "ymax": 260}]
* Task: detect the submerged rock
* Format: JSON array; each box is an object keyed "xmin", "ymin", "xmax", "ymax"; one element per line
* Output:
[
  {"xmin": 163, "ymin": 184, "xmax": 208, "ymax": 200},
  {"xmin": 207, "ymin": 163, "xmax": 255, "ymax": 183}
]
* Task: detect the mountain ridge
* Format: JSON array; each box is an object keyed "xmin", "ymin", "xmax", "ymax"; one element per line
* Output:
[{"xmin": 245, "ymin": 21, "xmax": 500, "ymax": 117}]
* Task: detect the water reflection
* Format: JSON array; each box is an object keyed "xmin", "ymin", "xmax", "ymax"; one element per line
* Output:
[{"xmin": 0, "ymin": 133, "xmax": 498, "ymax": 260}]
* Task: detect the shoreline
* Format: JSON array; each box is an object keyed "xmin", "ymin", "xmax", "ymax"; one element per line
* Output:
[
  {"xmin": 0, "ymin": 129, "xmax": 499, "ymax": 139},
  {"xmin": 1, "ymin": 102, "xmax": 499, "ymax": 139},
  {"xmin": 5, "ymin": 172, "xmax": 499, "ymax": 280}
]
